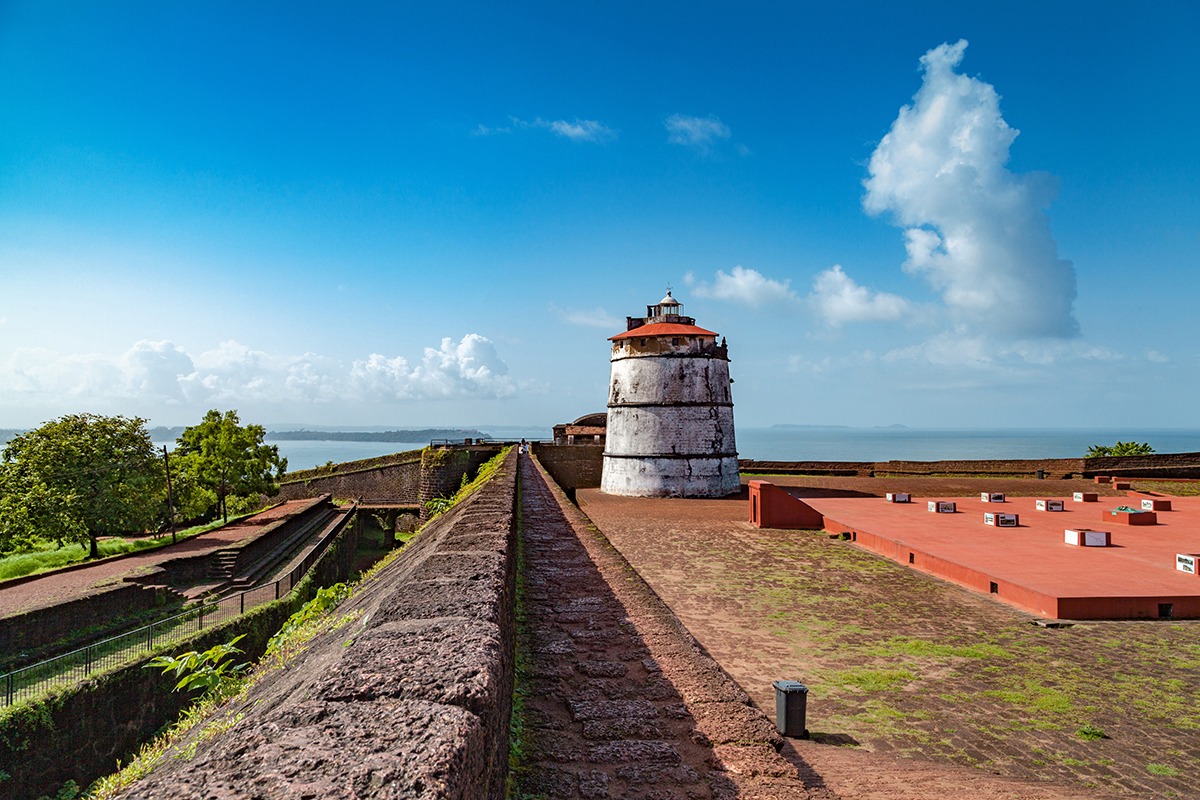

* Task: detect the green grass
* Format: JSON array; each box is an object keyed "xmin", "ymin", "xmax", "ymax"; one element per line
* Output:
[
  {"xmin": 863, "ymin": 636, "xmax": 1012, "ymax": 660},
  {"xmin": 827, "ymin": 667, "xmax": 916, "ymax": 692},
  {"xmin": 0, "ymin": 517, "xmax": 245, "ymax": 582},
  {"xmin": 1147, "ymin": 764, "xmax": 1181, "ymax": 777}
]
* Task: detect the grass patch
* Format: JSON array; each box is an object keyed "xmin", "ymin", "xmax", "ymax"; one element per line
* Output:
[
  {"xmin": 1077, "ymin": 723, "xmax": 1108, "ymax": 740},
  {"xmin": 827, "ymin": 667, "xmax": 916, "ymax": 692},
  {"xmin": 984, "ymin": 679, "xmax": 1075, "ymax": 715},
  {"xmin": 863, "ymin": 636, "xmax": 1011, "ymax": 661},
  {"xmin": 1147, "ymin": 763, "xmax": 1180, "ymax": 777}
]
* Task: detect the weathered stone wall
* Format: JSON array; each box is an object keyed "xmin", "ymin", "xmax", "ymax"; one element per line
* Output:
[
  {"xmin": 875, "ymin": 458, "xmax": 1083, "ymax": 478},
  {"xmin": 739, "ymin": 459, "xmax": 873, "ymax": 476},
  {"xmin": 1083, "ymin": 451, "xmax": 1200, "ymax": 478},
  {"xmin": 533, "ymin": 443, "xmax": 604, "ymax": 492},
  {"xmin": 106, "ymin": 448, "xmax": 518, "ymax": 800},
  {"xmin": 276, "ymin": 451, "xmax": 423, "ymax": 502},
  {"xmin": 0, "ymin": 521, "xmax": 361, "ymax": 800},
  {"xmin": 418, "ymin": 445, "xmax": 503, "ymax": 519},
  {"xmin": 0, "ymin": 583, "xmax": 178, "ymax": 671},
  {"xmin": 738, "ymin": 453, "xmax": 1200, "ymax": 480}
]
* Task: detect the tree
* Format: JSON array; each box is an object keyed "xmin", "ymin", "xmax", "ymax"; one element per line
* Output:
[
  {"xmin": 0, "ymin": 414, "xmax": 164, "ymax": 558},
  {"xmin": 1085, "ymin": 440, "xmax": 1156, "ymax": 458},
  {"xmin": 174, "ymin": 410, "xmax": 287, "ymax": 523}
]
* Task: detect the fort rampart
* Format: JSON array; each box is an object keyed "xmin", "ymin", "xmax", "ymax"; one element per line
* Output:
[
  {"xmin": 532, "ymin": 447, "xmax": 1200, "ymax": 489},
  {"xmin": 111, "ymin": 447, "xmax": 519, "ymax": 799},
  {"xmin": 0, "ymin": 517, "xmax": 361, "ymax": 800}
]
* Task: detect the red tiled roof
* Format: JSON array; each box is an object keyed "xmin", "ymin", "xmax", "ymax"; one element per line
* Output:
[{"xmin": 609, "ymin": 322, "xmax": 719, "ymax": 341}]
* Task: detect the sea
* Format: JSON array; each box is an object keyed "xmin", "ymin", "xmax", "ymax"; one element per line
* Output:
[{"xmin": 145, "ymin": 427, "xmax": 1200, "ymax": 473}]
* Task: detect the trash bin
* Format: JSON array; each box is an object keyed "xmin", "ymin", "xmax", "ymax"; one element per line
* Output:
[{"xmin": 772, "ymin": 680, "xmax": 808, "ymax": 738}]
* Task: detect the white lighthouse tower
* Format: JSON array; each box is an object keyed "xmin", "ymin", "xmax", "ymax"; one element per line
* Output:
[{"xmin": 600, "ymin": 290, "xmax": 739, "ymax": 497}]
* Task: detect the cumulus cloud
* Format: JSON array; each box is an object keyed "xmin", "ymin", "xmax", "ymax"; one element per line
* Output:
[
  {"xmin": 665, "ymin": 114, "xmax": 731, "ymax": 153},
  {"xmin": 690, "ymin": 265, "xmax": 796, "ymax": 306},
  {"xmin": 0, "ymin": 335, "xmax": 517, "ymax": 409},
  {"xmin": 863, "ymin": 39, "xmax": 1078, "ymax": 339},
  {"xmin": 549, "ymin": 304, "xmax": 624, "ymax": 330},
  {"xmin": 350, "ymin": 335, "xmax": 514, "ymax": 400},
  {"xmin": 809, "ymin": 265, "xmax": 913, "ymax": 325},
  {"xmin": 474, "ymin": 116, "xmax": 616, "ymax": 143}
]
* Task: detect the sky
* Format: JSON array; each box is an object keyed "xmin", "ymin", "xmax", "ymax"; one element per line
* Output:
[{"xmin": 1, "ymin": 1, "xmax": 1198, "ymax": 431}]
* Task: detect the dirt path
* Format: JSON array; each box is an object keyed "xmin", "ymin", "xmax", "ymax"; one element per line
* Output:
[
  {"xmin": 514, "ymin": 456, "xmax": 823, "ymax": 799},
  {"xmin": 577, "ymin": 483, "xmax": 1181, "ymax": 800}
]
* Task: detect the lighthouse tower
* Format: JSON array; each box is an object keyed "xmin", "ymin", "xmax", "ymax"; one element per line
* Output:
[{"xmin": 600, "ymin": 290, "xmax": 739, "ymax": 497}]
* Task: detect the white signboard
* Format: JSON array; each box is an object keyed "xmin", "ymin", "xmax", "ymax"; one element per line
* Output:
[
  {"xmin": 984, "ymin": 512, "xmax": 1019, "ymax": 527},
  {"xmin": 981, "ymin": 492, "xmax": 1006, "ymax": 503},
  {"xmin": 1036, "ymin": 500, "xmax": 1064, "ymax": 512},
  {"xmin": 1177, "ymin": 554, "xmax": 1198, "ymax": 575},
  {"xmin": 886, "ymin": 492, "xmax": 911, "ymax": 503},
  {"xmin": 928, "ymin": 501, "xmax": 956, "ymax": 513}
]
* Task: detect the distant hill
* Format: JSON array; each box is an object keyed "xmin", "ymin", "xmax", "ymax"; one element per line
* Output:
[{"xmin": 267, "ymin": 429, "xmax": 488, "ymax": 443}]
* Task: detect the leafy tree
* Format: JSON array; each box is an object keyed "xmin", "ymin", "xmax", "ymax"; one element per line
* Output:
[
  {"xmin": 0, "ymin": 414, "xmax": 164, "ymax": 558},
  {"xmin": 1085, "ymin": 440, "xmax": 1156, "ymax": 458},
  {"xmin": 174, "ymin": 410, "xmax": 287, "ymax": 523}
]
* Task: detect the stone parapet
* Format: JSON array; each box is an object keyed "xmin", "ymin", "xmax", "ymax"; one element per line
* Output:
[{"xmin": 111, "ymin": 448, "xmax": 519, "ymax": 800}]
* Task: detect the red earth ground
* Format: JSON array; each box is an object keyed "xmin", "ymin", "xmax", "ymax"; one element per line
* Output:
[{"xmin": 577, "ymin": 474, "xmax": 1199, "ymax": 799}]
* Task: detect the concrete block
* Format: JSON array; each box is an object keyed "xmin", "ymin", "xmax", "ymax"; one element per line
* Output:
[
  {"xmin": 1142, "ymin": 498, "xmax": 1172, "ymax": 511},
  {"xmin": 1036, "ymin": 499, "xmax": 1064, "ymax": 512},
  {"xmin": 1107, "ymin": 509, "xmax": 1157, "ymax": 526},
  {"xmin": 1074, "ymin": 492, "xmax": 1098, "ymax": 502},
  {"xmin": 928, "ymin": 501, "xmax": 956, "ymax": 513},
  {"xmin": 885, "ymin": 492, "xmax": 910, "ymax": 503},
  {"xmin": 984, "ymin": 512, "xmax": 1019, "ymax": 527},
  {"xmin": 980, "ymin": 492, "xmax": 1006, "ymax": 503},
  {"xmin": 1065, "ymin": 528, "xmax": 1111, "ymax": 547}
]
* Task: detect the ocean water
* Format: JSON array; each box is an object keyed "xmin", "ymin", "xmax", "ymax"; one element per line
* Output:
[{"xmin": 159, "ymin": 426, "xmax": 1200, "ymax": 473}]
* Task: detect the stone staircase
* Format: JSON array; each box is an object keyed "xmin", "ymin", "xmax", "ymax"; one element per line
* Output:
[{"xmin": 207, "ymin": 550, "xmax": 239, "ymax": 581}]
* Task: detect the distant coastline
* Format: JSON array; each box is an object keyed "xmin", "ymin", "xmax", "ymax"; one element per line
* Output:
[{"xmin": 267, "ymin": 428, "xmax": 487, "ymax": 443}]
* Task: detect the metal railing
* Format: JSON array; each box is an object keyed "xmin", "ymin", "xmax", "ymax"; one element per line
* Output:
[{"xmin": 1, "ymin": 509, "xmax": 352, "ymax": 708}]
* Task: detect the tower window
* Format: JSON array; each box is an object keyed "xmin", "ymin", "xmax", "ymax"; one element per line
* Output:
[{"xmin": 672, "ymin": 337, "xmax": 680, "ymax": 346}]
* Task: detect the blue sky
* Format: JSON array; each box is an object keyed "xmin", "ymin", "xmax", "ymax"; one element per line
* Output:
[{"xmin": 1, "ymin": 1, "xmax": 1197, "ymax": 431}]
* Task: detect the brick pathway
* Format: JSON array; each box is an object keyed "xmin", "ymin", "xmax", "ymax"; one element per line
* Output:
[
  {"xmin": 0, "ymin": 497, "xmax": 325, "ymax": 618},
  {"xmin": 514, "ymin": 455, "xmax": 822, "ymax": 799}
]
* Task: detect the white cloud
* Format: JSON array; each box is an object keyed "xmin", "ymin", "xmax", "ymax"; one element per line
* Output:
[
  {"xmin": 691, "ymin": 265, "xmax": 796, "ymax": 307},
  {"xmin": 549, "ymin": 304, "xmax": 623, "ymax": 330},
  {"xmin": 474, "ymin": 116, "xmax": 616, "ymax": 143},
  {"xmin": 809, "ymin": 265, "xmax": 912, "ymax": 325},
  {"xmin": 546, "ymin": 119, "xmax": 615, "ymax": 143},
  {"xmin": 863, "ymin": 39, "xmax": 1078, "ymax": 340},
  {"xmin": 882, "ymin": 331, "xmax": 994, "ymax": 368},
  {"xmin": 349, "ymin": 334, "xmax": 515, "ymax": 400},
  {"xmin": 1146, "ymin": 350, "xmax": 1169, "ymax": 364},
  {"xmin": 665, "ymin": 114, "xmax": 731, "ymax": 153},
  {"xmin": 0, "ymin": 335, "xmax": 517, "ymax": 410}
]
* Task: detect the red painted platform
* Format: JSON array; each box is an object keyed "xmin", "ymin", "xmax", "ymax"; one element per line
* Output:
[{"xmin": 796, "ymin": 491, "xmax": 1200, "ymax": 620}]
